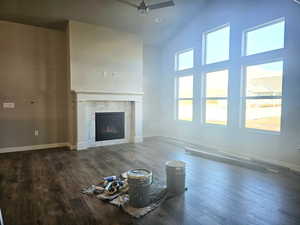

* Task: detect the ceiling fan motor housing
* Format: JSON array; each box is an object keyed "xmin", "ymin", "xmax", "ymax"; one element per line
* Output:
[
  {"xmin": 138, "ymin": 1, "xmax": 149, "ymax": 13},
  {"xmin": 116, "ymin": 0, "xmax": 175, "ymax": 13}
]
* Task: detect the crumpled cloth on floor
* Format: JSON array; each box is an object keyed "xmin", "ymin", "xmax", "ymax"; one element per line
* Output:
[
  {"xmin": 110, "ymin": 186, "xmax": 168, "ymax": 218},
  {"xmin": 81, "ymin": 179, "xmax": 186, "ymax": 218}
]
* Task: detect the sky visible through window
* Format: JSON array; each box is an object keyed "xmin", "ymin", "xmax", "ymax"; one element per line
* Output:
[
  {"xmin": 246, "ymin": 20, "xmax": 285, "ymax": 56},
  {"xmin": 175, "ymin": 19, "xmax": 284, "ymax": 131},
  {"xmin": 177, "ymin": 50, "xmax": 194, "ymax": 71},
  {"xmin": 205, "ymin": 25, "xmax": 230, "ymax": 64},
  {"xmin": 246, "ymin": 61, "xmax": 283, "ymax": 97},
  {"xmin": 206, "ymin": 70, "xmax": 228, "ymax": 98},
  {"xmin": 245, "ymin": 60, "xmax": 283, "ymax": 132},
  {"xmin": 205, "ymin": 70, "xmax": 228, "ymax": 125},
  {"xmin": 178, "ymin": 76, "xmax": 193, "ymax": 121},
  {"xmin": 178, "ymin": 76, "xmax": 193, "ymax": 98}
]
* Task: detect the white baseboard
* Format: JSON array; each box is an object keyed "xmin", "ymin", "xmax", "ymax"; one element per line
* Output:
[
  {"xmin": 76, "ymin": 141, "xmax": 89, "ymax": 150},
  {"xmin": 161, "ymin": 136, "xmax": 300, "ymax": 173},
  {"xmin": 233, "ymin": 151, "xmax": 300, "ymax": 173},
  {"xmin": 0, "ymin": 143, "xmax": 70, "ymax": 154},
  {"xmin": 143, "ymin": 135, "xmax": 160, "ymax": 139},
  {"xmin": 68, "ymin": 144, "xmax": 77, "ymax": 150},
  {"xmin": 133, "ymin": 136, "xmax": 143, "ymax": 143}
]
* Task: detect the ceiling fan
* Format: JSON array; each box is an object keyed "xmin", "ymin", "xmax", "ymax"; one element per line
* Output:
[
  {"xmin": 294, "ymin": 0, "xmax": 300, "ymax": 4},
  {"xmin": 117, "ymin": 0, "xmax": 175, "ymax": 14}
]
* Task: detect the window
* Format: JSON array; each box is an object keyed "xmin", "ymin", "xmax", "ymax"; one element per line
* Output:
[
  {"xmin": 175, "ymin": 49, "xmax": 194, "ymax": 71},
  {"xmin": 243, "ymin": 61, "xmax": 283, "ymax": 132},
  {"xmin": 171, "ymin": 18, "xmax": 285, "ymax": 135},
  {"xmin": 203, "ymin": 25, "xmax": 230, "ymax": 65},
  {"xmin": 175, "ymin": 49, "xmax": 194, "ymax": 121},
  {"xmin": 176, "ymin": 76, "xmax": 193, "ymax": 121},
  {"xmin": 204, "ymin": 70, "xmax": 229, "ymax": 125},
  {"xmin": 242, "ymin": 18, "xmax": 285, "ymax": 133},
  {"xmin": 244, "ymin": 19, "xmax": 285, "ymax": 56}
]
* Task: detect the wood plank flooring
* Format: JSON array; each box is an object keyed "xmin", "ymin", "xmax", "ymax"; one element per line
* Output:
[{"xmin": 0, "ymin": 137, "xmax": 300, "ymax": 225}]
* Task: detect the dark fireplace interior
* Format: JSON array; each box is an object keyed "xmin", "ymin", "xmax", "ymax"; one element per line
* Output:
[{"xmin": 95, "ymin": 112, "xmax": 125, "ymax": 141}]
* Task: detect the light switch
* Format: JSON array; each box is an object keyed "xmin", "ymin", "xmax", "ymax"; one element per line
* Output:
[{"xmin": 3, "ymin": 102, "xmax": 15, "ymax": 109}]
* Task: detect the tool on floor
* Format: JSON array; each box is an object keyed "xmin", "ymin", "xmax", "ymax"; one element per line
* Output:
[
  {"xmin": 103, "ymin": 176, "xmax": 117, "ymax": 182},
  {"xmin": 0, "ymin": 209, "xmax": 4, "ymax": 225},
  {"xmin": 81, "ymin": 163, "xmax": 187, "ymax": 218}
]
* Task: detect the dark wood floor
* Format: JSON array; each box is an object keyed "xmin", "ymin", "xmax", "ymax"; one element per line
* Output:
[{"xmin": 0, "ymin": 137, "xmax": 300, "ymax": 225}]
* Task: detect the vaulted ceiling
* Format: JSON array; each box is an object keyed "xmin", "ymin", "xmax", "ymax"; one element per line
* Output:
[{"xmin": 0, "ymin": 0, "xmax": 207, "ymax": 45}]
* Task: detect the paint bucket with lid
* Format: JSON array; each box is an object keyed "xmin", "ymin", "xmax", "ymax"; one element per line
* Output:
[
  {"xmin": 166, "ymin": 160, "xmax": 186, "ymax": 194},
  {"xmin": 127, "ymin": 168, "xmax": 153, "ymax": 208}
]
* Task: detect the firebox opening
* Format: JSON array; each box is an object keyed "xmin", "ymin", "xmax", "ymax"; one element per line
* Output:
[{"xmin": 95, "ymin": 112, "xmax": 125, "ymax": 141}]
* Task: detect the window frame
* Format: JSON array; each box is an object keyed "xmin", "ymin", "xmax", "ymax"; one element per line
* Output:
[
  {"xmin": 240, "ymin": 58, "xmax": 284, "ymax": 134},
  {"xmin": 202, "ymin": 23, "xmax": 231, "ymax": 65},
  {"xmin": 174, "ymin": 48, "xmax": 194, "ymax": 72},
  {"xmin": 170, "ymin": 18, "xmax": 286, "ymax": 135},
  {"xmin": 202, "ymin": 69, "xmax": 229, "ymax": 126},
  {"xmin": 175, "ymin": 74, "xmax": 194, "ymax": 122},
  {"xmin": 242, "ymin": 17, "xmax": 285, "ymax": 57}
]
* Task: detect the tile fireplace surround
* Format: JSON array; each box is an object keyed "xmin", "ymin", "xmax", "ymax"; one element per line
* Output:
[{"xmin": 75, "ymin": 91, "xmax": 143, "ymax": 150}]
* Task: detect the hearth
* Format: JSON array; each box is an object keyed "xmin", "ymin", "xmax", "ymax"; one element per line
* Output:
[{"xmin": 95, "ymin": 112, "xmax": 125, "ymax": 141}]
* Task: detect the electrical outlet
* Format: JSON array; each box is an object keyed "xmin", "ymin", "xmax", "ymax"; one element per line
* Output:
[
  {"xmin": 34, "ymin": 130, "xmax": 39, "ymax": 136},
  {"xmin": 296, "ymin": 145, "xmax": 300, "ymax": 151},
  {"xmin": 3, "ymin": 102, "xmax": 15, "ymax": 109}
]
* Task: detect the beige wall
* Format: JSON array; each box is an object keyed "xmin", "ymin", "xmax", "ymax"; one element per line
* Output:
[
  {"xmin": 68, "ymin": 21, "xmax": 143, "ymax": 93},
  {"xmin": 0, "ymin": 21, "xmax": 68, "ymax": 148}
]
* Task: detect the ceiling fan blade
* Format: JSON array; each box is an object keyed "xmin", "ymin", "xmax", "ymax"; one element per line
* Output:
[
  {"xmin": 294, "ymin": 0, "xmax": 300, "ymax": 5},
  {"xmin": 116, "ymin": 0, "xmax": 139, "ymax": 8},
  {"xmin": 148, "ymin": 0, "xmax": 175, "ymax": 10}
]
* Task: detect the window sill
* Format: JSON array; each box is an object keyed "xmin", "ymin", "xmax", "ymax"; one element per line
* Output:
[
  {"xmin": 176, "ymin": 119, "xmax": 193, "ymax": 123},
  {"xmin": 202, "ymin": 123, "xmax": 228, "ymax": 128}
]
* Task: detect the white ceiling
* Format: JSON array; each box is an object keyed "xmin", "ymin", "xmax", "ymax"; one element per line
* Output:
[{"xmin": 0, "ymin": 0, "xmax": 207, "ymax": 46}]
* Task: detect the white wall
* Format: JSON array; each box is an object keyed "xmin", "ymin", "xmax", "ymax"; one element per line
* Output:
[
  {"xmin": 68, "ymin": 20, "xmax": 143, "ymax": 93},
  {"xmin": 158, "ymin": 0, "xmax": 300, "ymax": 170},
  {"xmin": 67, "ymin": 21, "xmax": 144, "ymax": 146},
  {"xmin": 143, "ymin": 45, "xmax": 162, "ymax": 137}
]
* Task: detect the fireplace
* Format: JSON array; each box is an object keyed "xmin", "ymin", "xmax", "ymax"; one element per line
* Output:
[
  {"xmin": 95, "ymin": 112, "xmax": 125, "ymax": 141},
  {"xmin": 74, "ymin": 92, "xmax": 143, "ymax": 150}
]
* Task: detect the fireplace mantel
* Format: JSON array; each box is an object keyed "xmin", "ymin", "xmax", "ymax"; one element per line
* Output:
[
  {"xmin": 75, "ymin": 91, "xmax": 143, "ymax": 103},
  {"xmin": 75, "ymin": 90, "xmax": 144, "ymax": 95},
  {"xmin": 73, "ymin": 90, "xmax": 143, "ymax": 150}
]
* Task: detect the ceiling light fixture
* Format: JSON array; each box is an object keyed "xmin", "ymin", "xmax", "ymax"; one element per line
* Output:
[
  {"xmin": 155, "ymin": 18, "xmax": 162, "ymax": 23},
  {"xmin": 138, "ymin": 1, "xmax": 149, "ymax": 14}
]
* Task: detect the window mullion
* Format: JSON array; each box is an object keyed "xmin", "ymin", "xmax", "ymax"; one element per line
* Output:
[
  {"xmin": 206, "ymin": 97, "xmax": 228, "ymax": 100},
  {"xmin": 245, "ymin": 96, "xmax": 282, "ymax": 100}
]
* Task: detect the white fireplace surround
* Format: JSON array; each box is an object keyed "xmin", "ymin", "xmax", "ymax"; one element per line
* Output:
[{"xmin": 75, "ymin": 91, "xmax": 143, "ymax": 150}]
